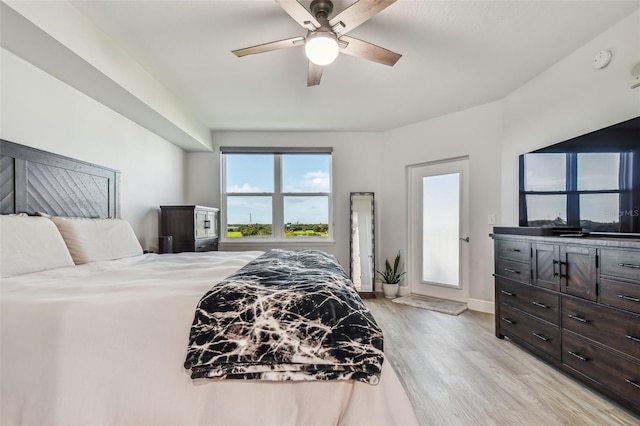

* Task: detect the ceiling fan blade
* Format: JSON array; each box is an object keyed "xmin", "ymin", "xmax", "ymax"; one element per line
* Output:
[
  {"xmin": 330, "ymin": 0, "xmax": 396, "ymax": 35},
  {"xmin": 339, "ymin": 35, "xmax": 401, "ymax": 66},
  {"xmin": 275, "ymin": 0, "xmax": 320, "ymax": 29},
  {"xmin": 232, "ymin": 36, "xmax": 305, "ymax": 57},
  {"xmin": 308, "ymin": 61, "xmax": 323, "ymax": 86}
]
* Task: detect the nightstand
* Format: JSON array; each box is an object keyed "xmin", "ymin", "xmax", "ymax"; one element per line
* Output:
[{"xmin": 160, "ymin": 205, "xmax": 219, "ymax": 253}]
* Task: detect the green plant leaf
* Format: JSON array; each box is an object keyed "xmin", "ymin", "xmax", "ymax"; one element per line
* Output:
[{"xmin": 376, "ymin": 250, "xmax": 405, "ymax": 283}]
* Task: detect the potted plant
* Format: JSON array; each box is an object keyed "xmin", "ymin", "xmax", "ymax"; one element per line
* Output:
[{"xmin": 377, "ymin": 251, "xmax": 406, "ymax": 298}]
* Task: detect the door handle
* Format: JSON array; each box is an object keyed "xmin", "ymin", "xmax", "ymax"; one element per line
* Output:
[{"xmin": 459, "ymin": 237, "xmax": 470, "ymax": 242}]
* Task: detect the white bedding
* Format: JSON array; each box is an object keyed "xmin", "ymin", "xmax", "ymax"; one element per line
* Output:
[{"xmin": 1, "ymin": 251, "xmax": 418, "ymax": 426}]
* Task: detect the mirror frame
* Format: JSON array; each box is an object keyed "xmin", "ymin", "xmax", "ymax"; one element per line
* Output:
[{"xmin": 349, "ymin": 192, "xmax": 376, "ymax": 298}]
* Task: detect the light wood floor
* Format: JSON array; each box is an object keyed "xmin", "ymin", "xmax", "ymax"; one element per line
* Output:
[{"xmin": 364, "ymin": 296, "xmax": 640, "ymax": 426}]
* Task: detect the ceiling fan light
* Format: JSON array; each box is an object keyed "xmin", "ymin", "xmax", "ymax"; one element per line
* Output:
[{"xmin": 305, "ymin": 32, "xmax": 339, "ymax": 66}]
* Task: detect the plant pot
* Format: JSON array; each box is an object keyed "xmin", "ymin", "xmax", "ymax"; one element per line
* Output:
[{"xmin": 382, "ymin": 282, "xmax": 398, "ymax": 299}]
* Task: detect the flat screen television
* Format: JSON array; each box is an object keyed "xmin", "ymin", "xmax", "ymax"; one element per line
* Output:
[{"xmin": 519, "ymin": 116, "xmax": 640, "ymax": 236}]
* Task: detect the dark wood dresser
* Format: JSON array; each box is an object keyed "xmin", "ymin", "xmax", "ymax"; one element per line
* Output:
[
  {"xmin": 491, "ymin": 233, "xmax": 640, "ymax": 414},
  {"xmin": 160, "ymin": 205, "xmax": 219, "ymax": 253}
]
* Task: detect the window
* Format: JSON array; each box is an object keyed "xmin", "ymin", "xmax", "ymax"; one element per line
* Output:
[
  {"xmin": 422, "ymin": 172, "xmax": 460, "ymax": 287},
  {"xmin": 221, "ymin": 148, "xmax": 332, "ymax": 241},
  {"xmin": 520, "ymin": 152, "xmax": 624, "ymax": 232}
]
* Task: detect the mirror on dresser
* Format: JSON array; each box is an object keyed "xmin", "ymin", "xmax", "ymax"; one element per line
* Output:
[{"xmin": 350, "ymin": 192, "xmax": 375, "ymax": 297}]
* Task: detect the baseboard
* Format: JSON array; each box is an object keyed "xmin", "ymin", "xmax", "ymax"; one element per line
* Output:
[{"xmin": 467, "ymin": 298, "xmax": 494, "ymax": 313}]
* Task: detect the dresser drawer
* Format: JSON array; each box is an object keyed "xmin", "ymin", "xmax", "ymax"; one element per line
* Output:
[
  {"xmin": 497, "ymin": 278, "xmax": 560, "ymax": 325},
  {"xmin": 600, "ymin": 249, "xmax": 640, "ymax": 282},
  {"xmin": 496, "ymin": 259, "xmax": 530, "ymax": 284},
  {"xmin": 563, "ymin": 331, "xmax": 640, "ymax": 408},
  {"xmin": 562, "ymin": 297, "xmax": 640, "ymax": 359},
  {"xmin": 496, "ymin": 240, "xmax": 530, "ymax": 262},
  {"xmin": 600, "ymin": 278, "xmax": 640, "ymax": 315},
  {"xmin": 195, "ymin": 237, "xmax": 218, "ymax": 252},
  {"xmin": 499, "ymin": 304, "xmax": 561, "ymax": 360}
]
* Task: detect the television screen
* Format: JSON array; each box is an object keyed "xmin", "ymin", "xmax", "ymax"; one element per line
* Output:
[{"xmin": 519, "ymin": 116, "xmax": 640, "ymax": 235}]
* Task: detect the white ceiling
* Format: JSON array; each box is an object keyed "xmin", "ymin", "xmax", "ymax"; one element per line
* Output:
[{"xmin": 14, "ymin": 1, "xmax": 640, "ymax": 135}]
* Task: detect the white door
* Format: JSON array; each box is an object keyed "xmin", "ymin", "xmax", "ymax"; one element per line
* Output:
[{"xmin": 407, "ymin": 157, "xmax": 470, "ymax": 303}]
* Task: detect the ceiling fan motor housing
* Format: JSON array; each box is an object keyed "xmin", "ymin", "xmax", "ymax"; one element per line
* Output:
[{"xmin": 310, "ymin": 0, "xmax": 334, "ymax": 21}]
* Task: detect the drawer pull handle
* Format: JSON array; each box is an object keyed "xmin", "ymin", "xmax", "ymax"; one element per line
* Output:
[
  {"xmin": 500, "ymin": 290, "xmax": 514, "ymax": 297},
  {"xmin": 618, "ymin": 263, "xmax": 640, "ymax": 269},
  {"xmin": 501, "ymin": 317, "xmax": 515, "ymax": 324},
  {"xmin": 504, "ymin": 268, "xmax": 520, "ymax": 274},
  {"xmin": 567, "ymin": 314, "xmax": 588, "ymax": 323},
  {"xmin": 505, "ymin": 248, "xmax": 521, "ymax": 252},
  {"xmin": 626, "ymin": 335, "xmax": 640, "ymax": 343},
  {"xmin": 568, "ymin": 351, "xmax": 588, "ymax": 362},
  {"xmin": 618, "ymin": 294, "xmax": 640, "ymax": 303},
  {"xmin": 532, "ymin": 333, "xmax": 549, "ymax": 342},
  {"xmin": 625, "ymin": 379, "xmax": 640, "ymax": 389},
  {"xmin": 532, "ymin": 301, "xmax": 549, "ymax": 309}
]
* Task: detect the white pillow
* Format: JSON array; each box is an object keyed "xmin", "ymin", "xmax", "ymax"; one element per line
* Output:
[
  {"xmin": 50, "ymin": 217, "xmax": 143, "ymax": 264},
  {"xmin": 0, "ymin": 215, "xmax": 75, "ymax": 278}
]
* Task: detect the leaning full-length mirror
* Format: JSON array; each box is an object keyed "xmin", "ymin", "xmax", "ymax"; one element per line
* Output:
[{"xmin": 350, "ymin": 192, "xmax": 375, "ymax": 297}]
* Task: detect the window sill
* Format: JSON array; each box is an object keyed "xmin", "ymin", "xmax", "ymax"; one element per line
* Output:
[{"xmin": 220, "ymin": 239, "xmax": 335, "ymax": 251}]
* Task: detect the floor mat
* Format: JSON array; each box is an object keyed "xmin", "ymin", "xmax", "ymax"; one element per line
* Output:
[{"xmin": 392, "ymin": 294, "xmax": 467, "ymax": 315}]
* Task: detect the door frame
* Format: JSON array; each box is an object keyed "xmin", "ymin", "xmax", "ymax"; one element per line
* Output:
[{"xmin": 406, "ymin": 156, "xmax": 470, "ymax": 303}]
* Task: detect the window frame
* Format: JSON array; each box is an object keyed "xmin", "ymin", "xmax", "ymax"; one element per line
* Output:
[
  {"xmin": 519, "ymin": 152, "xmax": 623, "ymax": 230},
  {"xmin": 221, "ymin": 147, "xmax": 333, "ymax": 243}
]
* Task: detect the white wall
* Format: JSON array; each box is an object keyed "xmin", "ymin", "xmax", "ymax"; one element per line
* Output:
[
  {"xmin": 381, "ymin": 102, "xmax": 503, "ymax": 307},
  {"xmin": 2, "ymin": 8, "xmax": 636, "ymax": 311},
  {"xmin": 186, "ymin": 131, "xmax": 384, "ymax": 271},
  {"xmin": 501, "ymin": 11, "xmax": 640, "ymax": 225},
  {"xmin": 0, "ymin": 48, "xmax": 186, "ymax": 249},
  {"xmin": 370, "ymin": 9, "xmax": 639, "ymax": 309},
  {"xmin": 185, "ymin": 9, "xmax": 638, "ymax": 311},
  {"xmin": 2, "ymin": 1, "xmax": 211, "ymax": 151}
]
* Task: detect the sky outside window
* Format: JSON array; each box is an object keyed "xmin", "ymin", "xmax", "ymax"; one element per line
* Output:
[
  {"xmin": 524, "ymin": 153, "xmax": 566, "ymax": 191},
  {"xmin": 526, "ymin": 194, "xmax": 567, "ymax": 224},
  {"xmin": 577, "ymin": 153, "xmax": 619, "ymax": 190},
  {"xmin": 226, "ymin": 154, "xmax": 274, "ymax": 192},
  {"xmin": 282, "ymin": 155, "xmax": 330, "ymax": 193},
  {"xmin": 284, "ymin": 196, "xmax": 328, "ymax": 224},
  {"xmin": 580, "ymin": 193, "xmax": 620, "ymax": 225},
  {"xmin": 227, "ymin": 196, "xmax": 272, "ymax": 225}
]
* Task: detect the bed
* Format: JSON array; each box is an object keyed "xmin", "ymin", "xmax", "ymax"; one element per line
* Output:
[{"xmin": 0, "ymin": 140, "xmax": 418, "ymax": 425}]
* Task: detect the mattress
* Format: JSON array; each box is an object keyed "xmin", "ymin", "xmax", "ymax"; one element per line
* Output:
[{"xmin": 0, "ymin": 251, "xmax": 418, "ymax": 425}]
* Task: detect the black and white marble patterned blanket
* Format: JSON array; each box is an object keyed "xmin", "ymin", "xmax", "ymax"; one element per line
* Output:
[{"xmin": 184, "ymin": 249, "xmax": 384, "ymax": 384}]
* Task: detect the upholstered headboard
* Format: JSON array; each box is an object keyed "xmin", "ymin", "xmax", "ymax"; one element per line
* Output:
[{"xmin": 0, "ymin": 139, "xmax": 120, "ymax": 218}]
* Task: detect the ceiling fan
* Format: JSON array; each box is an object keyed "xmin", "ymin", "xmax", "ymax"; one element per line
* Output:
[{"xmin": 232, "ymin": 0, "xmax": 402, "ymax": 86}]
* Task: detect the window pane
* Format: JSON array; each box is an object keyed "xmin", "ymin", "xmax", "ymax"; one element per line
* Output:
[
  {"xmin": 524, "ymin": 153, "xmax": 566, "ymax": 191},
  {"xmin": 422, "ymin": 173, "xmax": 459, "ymax": 286},
  {"xmin": 226, "ymin": 154, "xmax": 274, "ymax": 193},
  {"xmin": 580, "ymin": 193, "xmax": 620, "ymax": 232},
  {"xmin": 282, "ymin": 154, "xmax": 330, "ymax": 193},
  {"xmin": 283, "ymin": 196, "xmax": 328, "ymax": 237},
  {"xmin": 525, "ymin": 194, "xmax": 567, "ymax": 226},
  {"xmin": 577, "ymin": 153, "xmax": 619, "ymax": 190},
  {"xmin": 226, "ymin": 196, "xmax": 272, "ymax": 237}
]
